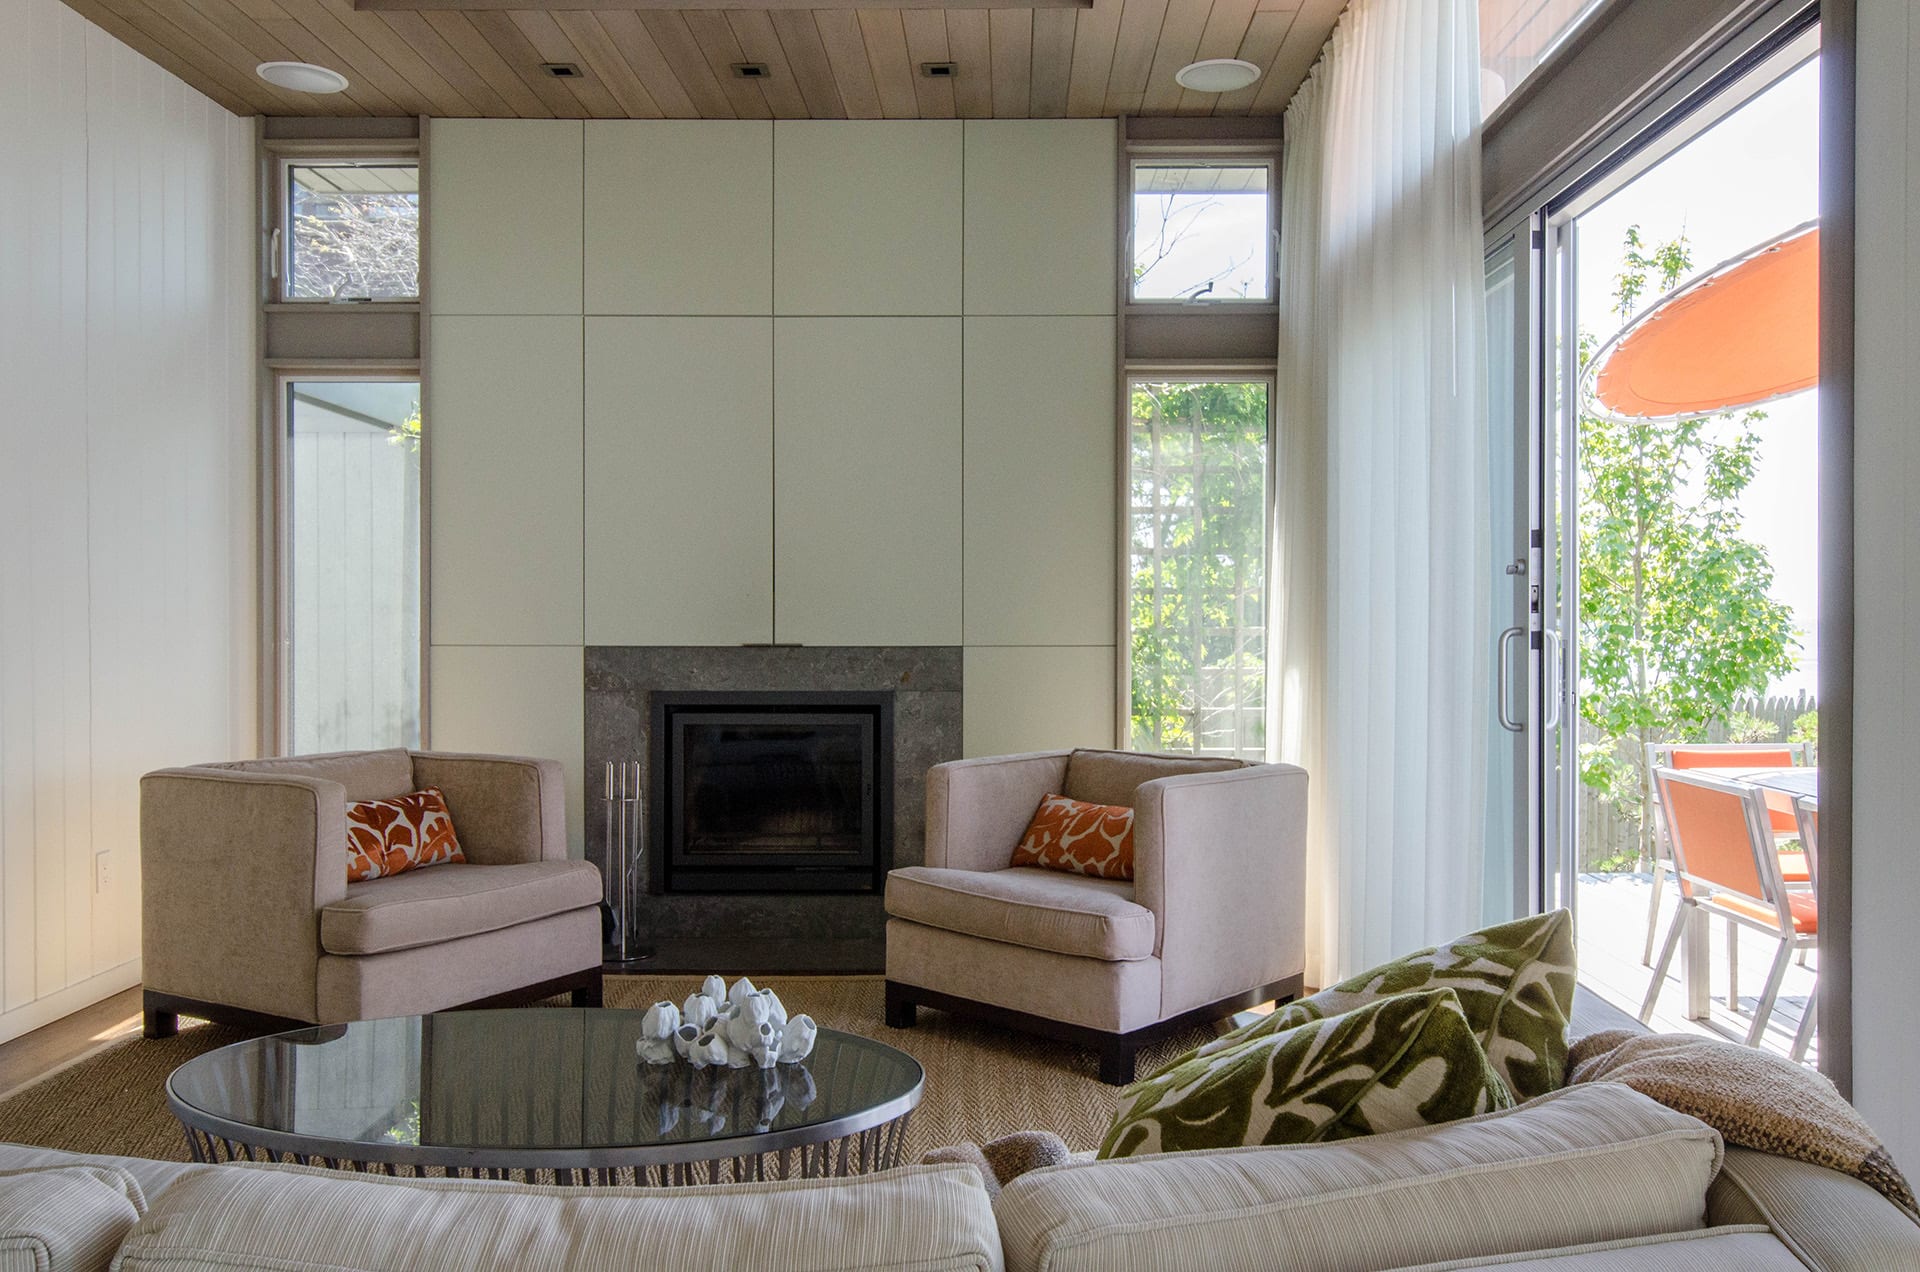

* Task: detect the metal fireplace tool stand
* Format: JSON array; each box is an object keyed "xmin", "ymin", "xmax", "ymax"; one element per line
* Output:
[{"xmin": 603, "ymin": 759, "xmax": 654, "ymax": 970}]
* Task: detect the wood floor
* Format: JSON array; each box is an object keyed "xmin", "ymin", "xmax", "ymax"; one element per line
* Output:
[{"xmin": 0, "ymin": 988, "xmax": 144, "ymax": 1100}]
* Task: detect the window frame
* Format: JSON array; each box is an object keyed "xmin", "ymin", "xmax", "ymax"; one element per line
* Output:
[
  {"xmin": 268, "ymin": 366, "xmax": 428, "ymax": 757},
  {"xmin": 267, "ymin": 140, "xmax": 423, "ymax": 308},
  {"xmin": 1117, "ymin": 364, "xmax": 1279, "ymax": 759},
  {"xmin": 1122, "ymin": 147, "xmax": 1281, "ymax": 314},
  {"xmin": 259, "ymin": 126, "xmax": 428, "ymax": 758}
]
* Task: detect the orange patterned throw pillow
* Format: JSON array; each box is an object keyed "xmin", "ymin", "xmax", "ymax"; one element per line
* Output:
[
  {"xmin": 345, "ymin": 787, "xmax": 465, "ymax": 883},
  {"xmin": 1011, "ymin": 794, "xmax": 1136, "ymax": 881}
]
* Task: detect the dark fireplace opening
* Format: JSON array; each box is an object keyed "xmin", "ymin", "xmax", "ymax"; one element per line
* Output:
[{"xmin": 650, "ymin": 691, "xmax": 893, "ymax": 894}]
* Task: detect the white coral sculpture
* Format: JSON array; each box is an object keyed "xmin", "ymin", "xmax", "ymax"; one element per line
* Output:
[
  {"xmin": 638, "ymin": 977, "xmax": 819, "ymax": 1066},
  {"xmin": 636, "ymin": 1001, "xmax": 679, "ymax": 1065}
]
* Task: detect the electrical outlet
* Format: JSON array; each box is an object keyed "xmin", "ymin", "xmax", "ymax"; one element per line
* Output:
[{"xmin": 94, "ymin": 851, "xmax": 110, "ymax": 894}]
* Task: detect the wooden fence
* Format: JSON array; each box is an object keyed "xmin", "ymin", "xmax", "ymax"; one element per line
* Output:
[
  {"xmin": 289, "ymin": 426, "xmax": 422, "ymax": 754},
  {"xmin": 1576, "ymin": 692, "xmax": 1816, "ymax": 874}
]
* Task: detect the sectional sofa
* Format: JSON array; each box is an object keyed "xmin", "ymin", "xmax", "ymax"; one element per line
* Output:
[{"xmin": 7, "ymin": 1074, "xmax": 1916, "ymax": 1271}]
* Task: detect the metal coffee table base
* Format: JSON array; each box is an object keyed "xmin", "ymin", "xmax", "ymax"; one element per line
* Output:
[{"xmin": 179, "ymin": 1113, "xmax": 914, "ymax": 1187}]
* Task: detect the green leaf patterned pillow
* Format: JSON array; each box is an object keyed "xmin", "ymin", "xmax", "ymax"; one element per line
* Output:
[
  {"xmin": 1099, "ymin": 988, "xmax": 1513, "ymax": 1159},
  {"xmin": 1174, "ymin": 910, "xmax": 1578, "ymax": 1102}
]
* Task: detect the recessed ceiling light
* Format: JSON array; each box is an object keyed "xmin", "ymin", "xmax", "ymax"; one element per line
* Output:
[
  {"xmin": 1174, "ymin": 58, "xmax": 1262, "ymax": 93},
  {"xmin": 255, "ymin": 61, "xmax": 349, "ymax": 95}
]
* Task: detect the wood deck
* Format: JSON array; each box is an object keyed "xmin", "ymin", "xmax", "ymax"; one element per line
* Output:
[{"xmin": 1576, "ymin": 872, "xmax": 1816, "ymax": 1064}]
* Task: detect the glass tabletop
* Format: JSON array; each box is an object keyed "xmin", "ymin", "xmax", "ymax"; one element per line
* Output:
[
  {"xmin": 166, "ymin": 1009, "xmax": 923, "ymax": 1167},
  {"xmin": 1711, "ymin": 766, "xmax": 1818, "ymax": 798}
]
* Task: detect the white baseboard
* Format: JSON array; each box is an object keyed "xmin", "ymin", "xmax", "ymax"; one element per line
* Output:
[{"xmin": 0, "ymin": 959, "xmax": 143, "ymax": 1046}]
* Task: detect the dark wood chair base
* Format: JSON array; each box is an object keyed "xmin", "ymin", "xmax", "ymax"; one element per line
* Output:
[
  {"xmin": 142, "ymin": 966, "xmax": 606, "ymax": 1039},
  {"xmin": 569, "ymin": 976, "xmax": 604, "ymax": 1009},
  {"xmin": 884, "ymin": 974, "xmax": 1305, "ymax": 1086}
]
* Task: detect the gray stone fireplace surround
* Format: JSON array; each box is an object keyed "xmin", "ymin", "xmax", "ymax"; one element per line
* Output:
[{"xmin": 584, "ymin": 646, "xmax": 962, "ymax": 973}]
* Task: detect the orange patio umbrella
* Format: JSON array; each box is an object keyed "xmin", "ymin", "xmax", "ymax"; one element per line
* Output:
[{"xmin": 1588, "ymin": 220, "xmax": 1819, "ymax": 422}]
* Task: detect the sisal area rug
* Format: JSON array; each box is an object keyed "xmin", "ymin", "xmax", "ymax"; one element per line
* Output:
[{"xmin": 0, "ymin": 976, "xmax": 1212, "ymax": 1163}]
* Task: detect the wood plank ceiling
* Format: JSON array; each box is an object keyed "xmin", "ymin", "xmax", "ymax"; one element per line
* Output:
[{"xmin": 53, "ymin": 0, "xmax": 1346, "ymax": 120}]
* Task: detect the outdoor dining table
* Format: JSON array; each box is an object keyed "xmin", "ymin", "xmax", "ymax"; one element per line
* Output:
[{"xmin": 1710, "ymin": 766, "xmax": 1818, "ymax": 799}]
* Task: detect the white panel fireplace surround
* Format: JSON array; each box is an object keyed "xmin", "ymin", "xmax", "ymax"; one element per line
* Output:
[{"xmin": 426, "ymin": 120, "xmax": 1123, "ymax": 896}]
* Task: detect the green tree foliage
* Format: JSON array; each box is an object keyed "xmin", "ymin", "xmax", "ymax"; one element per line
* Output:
[
  {"xmin": 1723, "ymin": 711, "xmax": 1783, "ymax": 745},
  {"xmin": 388, "ymin": 401, "xmax": 422, "ymax": 455},
  {"xmin": 1129, "ymin": 380, "xmax": 1269, "ymax": 757},
  {"xmin": 290, "ymin": 186, "xmax": 419, "ymax": 301},
  {"xmin": 1788, "ymin": 709, "xmax": 1818, "ymax": 751},
  {"xmin": 1577, "ymin": 229, "xmax": 1800, "ymax": 866}
]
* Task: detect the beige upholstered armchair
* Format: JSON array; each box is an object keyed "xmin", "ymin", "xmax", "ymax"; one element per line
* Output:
[
  {"xmin": 884, "ymin": 749, "xmax": 1307, "ymax": 1083},
  {"xmin": 140, "ymin": 748, "xmax": 603, "ymax": 1038}
]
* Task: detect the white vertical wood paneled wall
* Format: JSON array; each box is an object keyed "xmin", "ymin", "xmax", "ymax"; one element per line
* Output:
[
  {"xmin": 0, "ymin": 0, "xmax": 254, "ymax": 1042},
  {"xmin": 1851, "ymin": 0, "xmax": 1920, "ymax": 1179},
  {"xmin": 426, "ymin": 119, "xmax": 1121, "ymax": 842}
]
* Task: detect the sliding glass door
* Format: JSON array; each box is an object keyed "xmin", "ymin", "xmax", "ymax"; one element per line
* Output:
[
  {"xmin": 1508, "ymin": 35, "xmax": 1823, "ymax": 1058},
  {"xmin": 1484, "ymin": 226, "xmax": 1554, "ymax": 926}
]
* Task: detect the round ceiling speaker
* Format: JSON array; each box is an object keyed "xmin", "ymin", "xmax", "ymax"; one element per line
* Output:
[
  {"xmin": 1174, "ymin": 58, "xmax": 1263, "ymax": 93},
  {"xmin": 256, "ymin": 62, "xmax": 350, "ymax": 94}
]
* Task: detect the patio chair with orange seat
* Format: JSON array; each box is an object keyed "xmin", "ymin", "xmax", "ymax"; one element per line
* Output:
[
  {"xmin": 1641, "ymin": 742, "xmax": 1811, "ymax": 965},
  {"xmin": 1641, "ymin": 766, "xmax": 1818, "ymax": 1054},
  {"xmin": 1787, "ymin": 794, "xmax": 1821, "ymax": 1062}
]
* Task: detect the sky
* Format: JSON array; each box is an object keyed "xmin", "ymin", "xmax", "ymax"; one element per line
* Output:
[
  {"xmin": 1131, "ymin": 180, "xmax": 1272, "ymax": 300},
  {"xmin": 1573, "ymin": 56, "xmax": 1822, "ymax": 701}
]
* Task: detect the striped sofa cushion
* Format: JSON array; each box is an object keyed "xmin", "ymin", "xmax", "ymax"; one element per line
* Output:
[
  {"xmin": 0, "ymin": 1165, "xmax": 145, "ymax": 1272},
  {"xmin": 1708, "ymin": 1146, "xmax": 1920, "ymax": 1269},
  {"xmin": 113, "ymin": 1161, "xmax": 1001, "ymax": 1272},
  {"xmin": 1393, "ymin": 1226, "xmax": 1803, "ymax": 1271},
  {"xmin": 0, "ymin": 1143, "xmax": 200, "ymax": 1215},
  {"xmin": 994, "ymin": 1083, "xmax": 1723, "ymax": 1272}
]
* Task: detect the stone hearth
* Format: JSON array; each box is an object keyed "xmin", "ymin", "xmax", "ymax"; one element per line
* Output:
[{"xmin": 584, "ymin": 646, "xmax": 961, "ymax": 972}]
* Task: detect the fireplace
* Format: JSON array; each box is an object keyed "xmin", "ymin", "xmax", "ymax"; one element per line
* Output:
[{"xmin": 649, "ymin": 691, "xmax": 894, "ymax": 894}]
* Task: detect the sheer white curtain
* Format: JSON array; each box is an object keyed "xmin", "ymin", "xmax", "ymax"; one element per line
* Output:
[{"xmin": 1271, "ymin": 0, "xmax": 1490, "ymax": 985}]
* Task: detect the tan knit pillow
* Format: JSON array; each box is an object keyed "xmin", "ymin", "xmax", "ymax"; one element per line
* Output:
[
  {"xmin": 922, "ymin": 1132, "xmax": 1072, "ymax": 1199},
  {"xmin": 1570, "ymin": 1029, "xmax": 1918, "ymax": 1217}
]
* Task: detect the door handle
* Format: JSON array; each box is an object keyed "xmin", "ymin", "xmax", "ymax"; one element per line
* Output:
[
  {"xmin": 1541, "ymin": 628, "xmax": 1564, "ymax": 730},
  {"xmin": 1497, "ymin": 625, "xmax": 1525, "ymax": 733}
]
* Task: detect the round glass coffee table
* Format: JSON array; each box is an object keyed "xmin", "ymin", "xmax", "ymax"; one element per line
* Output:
[{"xmin": 166, "ymin": 1009, "xmax": 923, "ymax": 1186}]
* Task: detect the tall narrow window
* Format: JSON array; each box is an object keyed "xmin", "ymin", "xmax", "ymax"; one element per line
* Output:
[
  {"xmin": 283, "ymin": 162, "xmax": 420, "ymax": 301},
  {"xmin": 1127, "ymin": 379, "xmax": 1271, "ymax": 758},
  {"xmin": 285, "ymin": 379, "xmax": 423, "ymax": 753}
]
